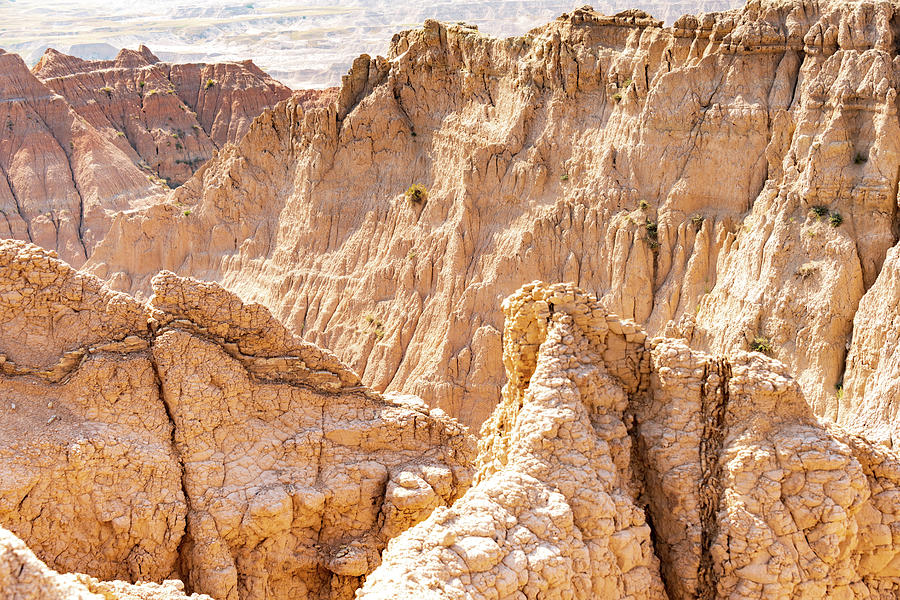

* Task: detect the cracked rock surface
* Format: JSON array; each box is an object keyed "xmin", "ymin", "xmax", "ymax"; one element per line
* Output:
[
  {"xmin": 69, "ymin": 0, "xmax": 900, "ymax": 437},
  {"xmin": 359, "ymin": 282, "xmax": 900, "ymax": 599},
  {"xmin": 0, "ymin": 239, "xmax": 475, "ymax": 600}
]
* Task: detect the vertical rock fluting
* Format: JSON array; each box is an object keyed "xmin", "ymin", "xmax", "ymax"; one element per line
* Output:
[{"xmin": 79, "ymin": 1, "xmax": 900, "ymax": 436}]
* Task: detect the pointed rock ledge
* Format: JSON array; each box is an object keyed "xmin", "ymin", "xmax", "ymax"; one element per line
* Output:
[{"xmin": 359, "ymin": 282, "xmax": 900, "ymax": 599}]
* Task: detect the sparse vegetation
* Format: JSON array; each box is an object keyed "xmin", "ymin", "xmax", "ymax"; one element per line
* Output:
[
  {"xmin": 138, "ymin": 81, "xmax": 145, "ymax": 89},
  {"xmin": 795, "ymin": 262, "xmax": 817, "ymax": 279},
  {"xmin": 854, "ymin": 152, "xmax": 868, "ymax": 164},
  {"xmin": 612, "ymin": 92, "xmax": 623, "ymax": 103},
  {"xmin": 408, "ymin": 250, "xmax": 417, "ymax": 260},
  {"xmin": 750, "ymin": 336, "xmax": 773, "ymax": 354},
  {"xmin": 145, "ymin": 89, "xmax": 159, "ymax": 97},
  {"xmin": 115, "ymin": 131, "xmax": 126, "ymax": 138},
  {"xmin": 205, "ymin": 78, "xmax": 218, "ymax": 89},
  {"xmin": 829, "ymin": 212, "xmax": 843, "ymax": 227},
  {"xmin": 622, "ymin": 78, "xmax": 633, "ymax": 88},
  {"xmin": 836, "ymin": 384, "xmax": 844, "ymax": 401},
  {"xmin": 99, "ymin": 86, "xmax": 114, "ymax": 98},
  {"xmin": 175, "ymin": 141, "xmax": 184, "ymax": 150},
  {"xmin": 6, "ymin": 119, "xmax": 12, "ymax": 131},
  {"xmin": 405, "ymin": 183, "xmax": 427, "ymax": 203},
  {"xmin": 560, "ymin": 173, "xmax": 569, "ymax": 181},
  {"xmin": 810, "ymin": 205, "xmax": 829, "ymax": 218},
  {"xmin": 644, "ymin": 219, "xmax": 659, "ymax": 250},
  {"xmin": 183, "ymin": 209, "xmax": 191, "ymax": 216},
  {"xmin": 691, "ymin": 213, "xmax": 705, "ymax": 231},
  {"xmin": 639, "ymin": 200, "xmax": 649, "ymax": 211}
]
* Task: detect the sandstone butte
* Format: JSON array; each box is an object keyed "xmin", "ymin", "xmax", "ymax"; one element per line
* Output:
[
  {"xmin": 2, "ymin": 0, "xmax": 900, "ymax": 598},
  {"xmin": 0, "ymin": 44, "xmax": 300, "ymax": 270}
]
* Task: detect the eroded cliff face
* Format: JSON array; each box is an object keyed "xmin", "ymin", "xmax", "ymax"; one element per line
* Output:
[
  {"xmin": 0, "ymin": 240, "xmax": 475, "ymax": 600},
  {"xmin": 359, "ymin": 282, "xmax": 900, "ymax": 600},
  {"xmin": 0, "ymin": 49, "xmax": 165, "ymax": 269},
  {"xmin": 80, "ymin": 0, "xmax": 900, "ymax": 436},
  {"xmin": 0, "ymin": 44, "xmax": 294, "ymax": 270},
  {"xmin": 32, "ymin": 46, "xmax": 292, "ymax": 187}
]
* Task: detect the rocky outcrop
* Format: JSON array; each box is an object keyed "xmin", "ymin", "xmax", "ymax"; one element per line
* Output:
[
  {"xmin": 0, "ymin": 240, "xmax": 475, "ymax": 600},
  {"xmin": 358, "ymin": 282, "xmax": 667, "ymax": 599},
  {"xmin": 0, "ymin": 49, "xmax": 165, "ymax": 268},
  {"xmin": 79, "ymin": 0, "xmax": 900, "ymax": 434},
  {"xmin": 359, "ymin": 282, "xmax": 900, "ymax": 599},
  {"xmin": 0, "ymin": 44, "xmax": 293, "ymax": 269},
  {"xmin": 32, "ymin": 46, "xmax": 292, "ymax": 187},
  {"xmin": 0, "ymin": 526, "xmax": 211, "ymax": 600}
]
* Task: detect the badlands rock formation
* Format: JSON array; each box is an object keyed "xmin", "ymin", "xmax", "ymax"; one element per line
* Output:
[
  {"xmin": 0, "ymin": 240, "xmax": 475, "ymax": 600},
  {"xmin": 79, "ymin": 0, "xmax": 900, "ymax": 439},
  {"xmin": 359, "ymin": 282, "xmax": 900, "ymax": 599},
  {"xmin": 33, "ymin": 46, "xmax": 292, "ymax": 187},
  {"xmin": 1, "ymin": 526, "xmax": 212, "ymax": 600},
  {"xmin": 0, "ymin": 45, "xmax": 291, "ymax": 269}
]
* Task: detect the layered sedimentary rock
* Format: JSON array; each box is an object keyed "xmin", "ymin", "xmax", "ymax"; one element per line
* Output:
[
  {"xmin": 81, "ymin": 0, "xmax": 900, "ymax": 435},
  {"xmin": 0, "ymin": 49, "xmax": 164, "ymax": 268},
  {"xmin": 0, "ymin": 240, "xmax": 475, "ymax": 600},
  {"xmin": 0, "ymin": 44, "xmax": 293, "ymax": 269},
  {"xmin": 360, "ymin": 282, "xmax": 900, "ymax": 599},
  {"xmin": 33, "ymin": 46, "xmax": 292, "ymax": 187},
  {"xmin": 0, "ymin": 526, "xmax": 211, "ymax": 600}
]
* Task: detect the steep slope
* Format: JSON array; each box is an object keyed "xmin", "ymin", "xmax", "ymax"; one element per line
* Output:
[
  {"xmin": 359, "ymin": 282, "xmax": 900, "ymax": 599},
  {"xmin": 32, "ymin": 46, "xmax": 292, "ymax": 187},
  {"xmin": 0, "ymin": 49, "xmax": 165, "ymax": 268},
  {"xmin": 81, "ymin": 1, "xmax": 900, "ymax": 433},
  {"xmin": 0, "ymin": 240, "xmax": 475, "ymax": 600}
]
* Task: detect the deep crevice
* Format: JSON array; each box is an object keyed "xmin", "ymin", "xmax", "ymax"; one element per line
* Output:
[
  {"xmin": 697, "ymin": 357, "xmax": 731, "ymax": 600},
  {"xmin": 148, "ymin": 339, "xmax": 194, "ymax": 591}
]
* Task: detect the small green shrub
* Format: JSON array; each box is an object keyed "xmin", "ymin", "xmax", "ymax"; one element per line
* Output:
[
  {"xmin": 138, "ymin": 81, "xmax": 145, "ymax": 88},
  {"xmin": 175, "ymin": 141, "xmax": 183, "ymax": 150},
  {"xmin": 205, "ymin": 78, "xmax": 217, "ymax": 89},
  {"xmin": 407, "ymin": 250, "xmax": 417, "ymax": 260},
  {"xmin": 829, "ymin": 212, "xmax": 843, "ymax": 227},
  {"xmin": 750, "ymin": 336, "xmax": 773, "ymax": 354},
  {"xmin": 639, "ymin": 200, "xmax": 649, "ymax": 211},
  {"xmin": 405, "ymin": 183, "xmax": 427, "ymax": 203},
  {"xmin": 810, "ymin": 205, "xmax": 829, "ymax": 218},
  {"xmin": 622, "ymin": 78, "xmax": 633, "ymax": 88},
  {"xmin": 691, "ymin": 213, "xmax": 705, "ymax": 231},
  {"xmin": 612, "ymin": 92, "xmax": 623, "ymax": 103},
  {"xmin": 183, "ymin": 209, "xmax": 192, "ymax": 216},
  {"xmin": 854, "ymin": 152, "xmax": 868, "ymax": 164},
  {"xmin": 560, "ymin": 173, "xmax": 569, "ymax": 181},
  {"xmin": 99, "ymin": 86, "xmax": 114, "ymax": 98},
  {"xmin": 836, "ymin": 385, "xmax": 844, "ymax": 401}
]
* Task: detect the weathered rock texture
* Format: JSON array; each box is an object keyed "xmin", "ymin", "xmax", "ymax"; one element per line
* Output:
[
  {"xmin": 0, "ymin": 44, "xmax": 293, "ymax": 269},
  {"xmin": 0, "ymin": 526, "xmax": 211, "ymax": 600},
  {"xmin": 360, "ymin": 282, "xmax": 900, "ymax": 599},
  {"xmin": 0, "ymin": 239, "xmax": 475, "ymax": 600},
  {"xmin": 0, "ymin": 48, "xmax": 165, "ymax": 268},
  {"xmin": 33, "ymin": 46, "xmax": 292, "ymax": 187},
  {"xmin": 358, "ymin": 282, "xmax": 667, "ymax": 599},
  {"xmin": 78, "ymin": 0, "xmax": 900, "ymax": 437}
]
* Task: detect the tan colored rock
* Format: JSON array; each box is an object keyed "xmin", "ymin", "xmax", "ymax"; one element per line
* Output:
[
  {"xmin": 361, "ymin": 282, "xmax": 900, "ymax": 599},
  {"xmin": 0, "ymin": 240, "xmax": 475, "ymax": 600},
  {"xmin": 79, "ymin": 1, "xmax": 900, "ymax": 432},
  {"xmin": 0, "ymin": 526, "xmax": 210, "ymax": 600},
  {"xmin": 839, "ymin": 244, "xmax": 900, "ymax": 447},
  {"xmin": 358, "ymin": 282, "xmax": 667, "ymax": 600}
]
